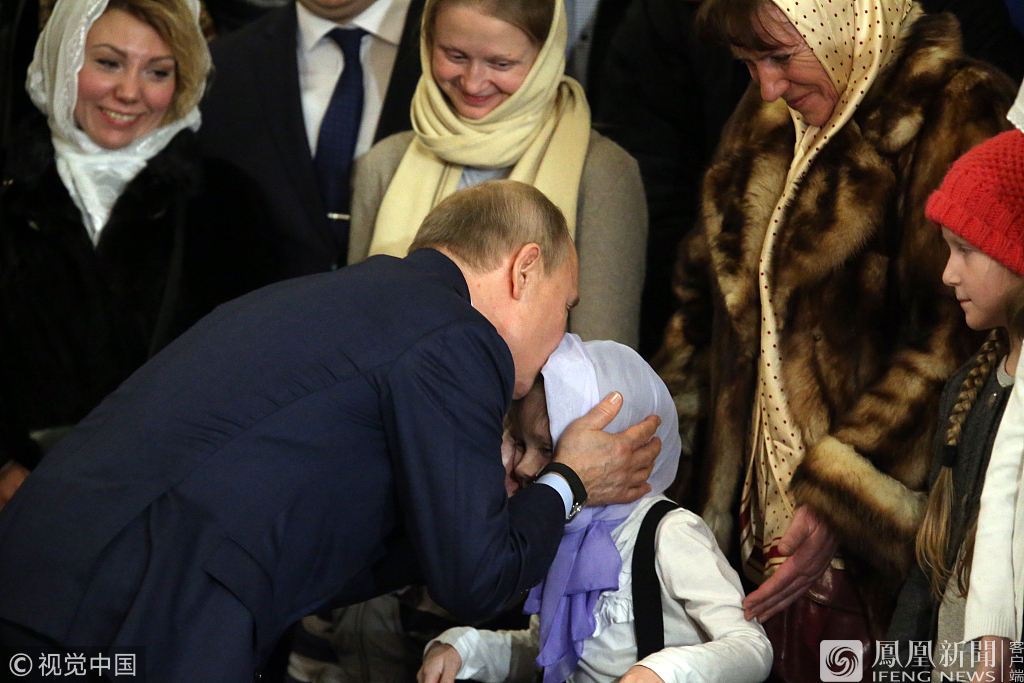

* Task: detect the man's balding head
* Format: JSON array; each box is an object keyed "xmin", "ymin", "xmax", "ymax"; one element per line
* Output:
[
  {"xmin": 410, "ymin": 181, "xmax": 579, "ymax": 399},
  {"xmin": 409, "ymin": 180, "xmax": 574, "ymax": 276}
]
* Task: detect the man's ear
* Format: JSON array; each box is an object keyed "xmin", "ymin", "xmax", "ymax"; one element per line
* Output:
[{"xmin": 510, "ymin": 243, "xmax": 543, "ymax": 301}]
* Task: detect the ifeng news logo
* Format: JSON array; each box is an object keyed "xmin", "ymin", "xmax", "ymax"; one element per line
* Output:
[{"xmin": 821, "ymin": 640, "xmax": 865, "ymax": 682}]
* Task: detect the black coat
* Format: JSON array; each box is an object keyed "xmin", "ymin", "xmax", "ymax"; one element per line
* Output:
[{"xmin": 0, "ymin": 114, "xmax": 281, "ymax": 470}]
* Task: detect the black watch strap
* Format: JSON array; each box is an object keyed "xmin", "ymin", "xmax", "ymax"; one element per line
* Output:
[{"xmin": 536, "ymin": 462, "xmax": 588, "ymax": 520}]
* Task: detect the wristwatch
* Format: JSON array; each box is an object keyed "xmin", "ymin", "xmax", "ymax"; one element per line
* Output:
[{"xmin": 536, "ymin": 462, "xmax": 588, "ymax": 521}]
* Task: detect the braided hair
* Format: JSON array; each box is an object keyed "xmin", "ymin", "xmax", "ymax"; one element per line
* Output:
[{"xmin": 915, "ymin": 328, "xmax": 1008, "ymax": 600}]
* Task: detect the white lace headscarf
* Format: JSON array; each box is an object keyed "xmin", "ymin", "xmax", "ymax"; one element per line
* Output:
[{"xmin": 26, "ymin": 0, "xmax": 208, "ymax": 244}]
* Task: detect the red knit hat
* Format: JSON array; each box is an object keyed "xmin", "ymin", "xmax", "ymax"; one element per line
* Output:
[{"xmin": 926, "ymin": 129, "xmax": 1024, "ymax": 276}]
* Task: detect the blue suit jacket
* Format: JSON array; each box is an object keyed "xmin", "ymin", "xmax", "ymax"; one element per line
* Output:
[{"xmin": 0, "ymin": 249, "xmax": 564, "ymax": 676}]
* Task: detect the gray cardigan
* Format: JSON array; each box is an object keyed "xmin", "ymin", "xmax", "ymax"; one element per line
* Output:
[{"xmin": 349, "ymin": 129, "xmax": 648, "ymax": 349}]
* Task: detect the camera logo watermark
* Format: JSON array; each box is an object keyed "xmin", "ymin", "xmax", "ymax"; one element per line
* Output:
[{"xmin": 822, "ymin": 640, "xmax": 865, "ymax": 682}]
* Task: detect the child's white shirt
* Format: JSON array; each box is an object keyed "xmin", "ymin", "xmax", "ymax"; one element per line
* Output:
[
  {"xmin": 964, "ymin": 356, "xmax": 1024, "ymax": 641},
  {"xmin": 428, "ymin": 495, "xmax": 773, "ymax": 683}
]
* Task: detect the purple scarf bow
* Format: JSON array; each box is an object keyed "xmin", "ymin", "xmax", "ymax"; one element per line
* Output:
[{"xmin": 525, "ymin": 508, "xmax": 629, "ymax": 683}]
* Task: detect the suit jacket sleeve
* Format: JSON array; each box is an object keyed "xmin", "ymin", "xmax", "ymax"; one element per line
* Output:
[{"xmin": 382, "ymin": 318, "xmax": 565, "ymax": 622}]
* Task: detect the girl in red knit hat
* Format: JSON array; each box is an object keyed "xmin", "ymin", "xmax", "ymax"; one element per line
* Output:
[{"xmin": 887, "ymin": 128, "xmax": 1024, "ymax": 682}]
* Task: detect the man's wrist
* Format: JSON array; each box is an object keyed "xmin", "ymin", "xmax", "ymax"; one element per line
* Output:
[
  {"xmin": 536, "ymin": 472, "xmax": 573, "ymax": 518},
  {"xmin": 535, "ymin": 462, "xmax": 587, "ymax": 521}
]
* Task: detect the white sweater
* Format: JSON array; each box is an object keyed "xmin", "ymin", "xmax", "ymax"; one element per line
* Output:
[{"xmin": 429, "ymin": 496, "xmax": 773, "ymax": 683}]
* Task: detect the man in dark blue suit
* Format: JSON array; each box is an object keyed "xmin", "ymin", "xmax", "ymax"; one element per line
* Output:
[{"xmin": 0, "ymin": 181, "xmax": 660, "ymax": 682}]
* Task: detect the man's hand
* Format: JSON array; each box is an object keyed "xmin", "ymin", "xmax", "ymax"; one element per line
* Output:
[
  {"xmin": 619, "ymin": 664, "xmax": 665, "ymax": 683},
  {"xmin": 554, "ymin": 392, "xmax": 661, "ymax": 507},
  {"xmin": 0, "ymin": 460, "xmax": 29, "ymax": 512},
  {"xmin": 418, "ymin": 642, "xmax": 463, "ymax": 683},
  {"xmin": 743, "ymin": 505, "xmax": 837, "ymax": 622}
]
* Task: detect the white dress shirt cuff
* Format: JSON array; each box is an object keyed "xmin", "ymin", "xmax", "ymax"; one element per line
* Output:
[{"xmin": 536, "ymin": 472, "xmax": 573, "ymax": 517}]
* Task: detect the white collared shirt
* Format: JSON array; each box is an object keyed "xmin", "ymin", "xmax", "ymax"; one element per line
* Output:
[{"xmin": 295, "ymin": 0, "xmax": 412, "ymax": 159}]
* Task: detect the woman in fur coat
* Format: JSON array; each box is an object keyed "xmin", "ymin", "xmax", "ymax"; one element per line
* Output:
[
  {"xmin": 0, "ymin": 0, "xmax": 279, "ymax": 506},
  {"xmin": 654, "ymin": 0, "xmax": 1016, "ymax": 678}
]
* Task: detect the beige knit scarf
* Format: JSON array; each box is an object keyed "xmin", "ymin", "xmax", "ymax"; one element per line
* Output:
[
  {"xmin": 740, "ymin": 0, "xmax": 923, "ymax": 584},
  {"xmin": 368, "ymin": 0, "xmax": 591, "ymax": 257}
]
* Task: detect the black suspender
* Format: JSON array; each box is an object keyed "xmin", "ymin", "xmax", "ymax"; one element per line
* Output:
[{"xmin": 631, "ymin": 499, "xmax": 680, "ymax": 661}]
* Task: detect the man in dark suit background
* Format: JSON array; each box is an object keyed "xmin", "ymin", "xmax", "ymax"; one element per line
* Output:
[
  {"xmin": 0, "ymin": 181, "xmax": 661, "ymax": 682},
  {"xmin": 199, "ymin": 0, "xmax": 424, "ymax": 275}
]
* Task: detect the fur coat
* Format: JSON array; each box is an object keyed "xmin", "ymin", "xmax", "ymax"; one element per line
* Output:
[
  {"xmin": 655, "ymin": 11, "xmax": 1016, "ymax": 618},
  {"xmin": 0, "ymin": 112, "xmax": 282, "ymax": 471}
]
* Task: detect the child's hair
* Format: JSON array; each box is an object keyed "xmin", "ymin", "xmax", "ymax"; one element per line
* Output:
[
  {"xmin": 916, "ymin": 328, "xmax": 1007, "ymax": 599},
  {"xmin": 918, "ymin": 128, "xmax": 1024, "ymax": 599}
]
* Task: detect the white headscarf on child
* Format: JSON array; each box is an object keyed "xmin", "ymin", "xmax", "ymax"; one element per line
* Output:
[
  {"xmin": 524, "ymin": 333, "xmax": 680, "ymax": 683},
  {"xmin": 25, "ymin": 0, "xmax": 208, "ymax": 244}
]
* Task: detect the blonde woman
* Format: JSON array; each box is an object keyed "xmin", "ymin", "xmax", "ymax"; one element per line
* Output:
[
  {"xmin": 348, "ymin": 0, "xmax": 646, "ymax": 348},
  {"xmin": 0, "ymin": 0, "xmax": 278, "ymax": 506}
]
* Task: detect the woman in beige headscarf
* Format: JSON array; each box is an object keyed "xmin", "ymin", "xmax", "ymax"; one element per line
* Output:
[
  {"xmin": 348, "ymin": 0, "xmax": 646, "ymax": 348},
  {"xmin": 654, "ymin": 0, "xmax": 1016, "ymax": 679}
]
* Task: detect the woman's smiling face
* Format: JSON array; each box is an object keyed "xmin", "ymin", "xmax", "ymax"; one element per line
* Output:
[
  {"xmin": 74, "ymin": 8, "xmax": 177, "ymax": 149},
  {"xmin": 430, "ymin": 3, "xmax": 540, "ymax": 119},
  {"xmin": 731, "ymin": 3, "xmax": 840, "ymax": 128}
]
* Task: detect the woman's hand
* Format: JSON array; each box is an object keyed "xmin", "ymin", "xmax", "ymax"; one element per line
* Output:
[
  {"xmin": 0, "ymin": 460, "xmax": 29, "ymax": 511},
  {"xmin": 742, "ymin": 505, "xmax": 837, "ymax": 622},
  {"xmin": 619, "ymin": 664, "xmax": 665, "ymax": 683},
  {"xmin": 974, "ymin": 636, "xmax": 1011, "ymax": 683},
  {"xmin": 418, "ymin": 643, "xmax": 463, "ymax": 683}
]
